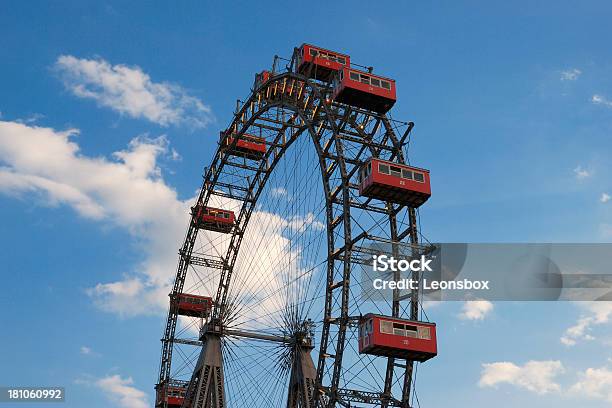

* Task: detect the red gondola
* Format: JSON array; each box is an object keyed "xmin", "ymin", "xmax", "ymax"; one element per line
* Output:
[
  {"xmin": 255, "ymin": 70, "xmax": 303, "ymax": 98},
  {"xmin": 155, "ymin": 382, "xmax": 188, "ymax": 408},
  {"xmin": 359, "ymin": 314, "xmax": 437, "ymax": 362},
  {"xmin": 358, "ymin": 158, "xmax": 431, "ymax": 208},
  {"xmin": 297, "ymin": 43, "xmax": 350, "ymax": 81},
  {"xmin": 172, "ymin": 293, "xmax": 213, "ymax": 317},
  {"xmin": 332, "ymin": 67, "xmax": 396, "ymax": 113},
  {"xmin": 254, "ymin": 70, "xmax": 272, "ymax": 89},
  {"xmin": 192, "ymin": 204, "xmax": 235, "ymax": 234},
  {"xmin": 221, "ymin": 131, "xmax": 267, "ymax": 160}
]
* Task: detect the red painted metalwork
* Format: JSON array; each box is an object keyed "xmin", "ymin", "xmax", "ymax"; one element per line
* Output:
[
  {"xmin": 332, "ymin": 67, "xmax": 396, "ymax": 113},
  {"xmin": 296, "ymin": 43, "xmax": 350, "ymax": 81},
  {"xmin": 172, "ymin": 293, "xmax": 213, "ymax": 317},
  {"xmin": 192, "ymin": 204, "xmax": 235, "ymax": 234},
  {"xmin": 155, "ymin": 383, "xmax": 187, "ymax": 408},
  {"xmin": 358, "ymin": 158, "xmax": 431, "ymax": 208},
  {"xmin": 254, "ymin": 70, "xmax": 272, "ymax": 88},
  {"xmin": 358, "ymin": 314, "xmax": 437, "ymax": 362},
  {"xmin": 221, "ymin": 132, "xmax": 267, "ymax": 160}
]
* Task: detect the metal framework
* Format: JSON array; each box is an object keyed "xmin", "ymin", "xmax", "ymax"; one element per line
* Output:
[{"xmin": 156, "ymin": 48, "xmax": 427, "ymax": 408}]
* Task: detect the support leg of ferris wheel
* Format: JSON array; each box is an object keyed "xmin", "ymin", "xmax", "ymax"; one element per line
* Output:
[
  {"xmin": 286, "ymin": 344, "xmax": 317, "ymax": 408},
  {"xmin": 182, "ymin": 333, "xmax": 225, "ymax": 408}
]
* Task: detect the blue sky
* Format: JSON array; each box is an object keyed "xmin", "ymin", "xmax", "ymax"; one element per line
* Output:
[{"xmin": 2, "ymin": 1, "xmax": 612, "ymax": 407}]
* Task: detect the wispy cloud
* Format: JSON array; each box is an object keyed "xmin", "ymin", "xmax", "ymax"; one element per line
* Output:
[
  {"xmin": 601, "ymin": 193, "xmax": 611, "ymax": 203},
  {"xmin": 561, "ymin": 302, "xmax": 612, "ymax": 346},
  {"xmin": 570, "ymin": 366, "xmax": 612, "ymax": 402},
  {"xmin": 15, "ymin": 113, "xmax": 45, "ymax": 125},
  {"xmin": 0, "ymin": 120, "xmax": 191, "ymax": 316},
  {"xmin": 479, "ymin": 358, "xmax": 612, "ymax": 402},
  {"xmin": 95, "ymin": 375, "xmax": 148, "ymax": 408},
  {"xmin": 0, "ymin": 119, "xmax": 326, "ymax": 320},
  {"xmin": 459, "ymin": 300, "xmax": 493, "ymax": 321},
  {"xmin": 54, "ymin": 55, "xmax": 213, "ymax": 128},
  {"xmin": 573, "ymin": 165, "xmax": 592, "ymax": 180},
  {"xmin": 560, "ymin": 68, "xmax": 581, "ymax": 81},
  {"xmin": 80, "ymin": 346, "xmax": 101, "ymax": 357},
  {"xmin": 271, "ymin": 187, "xmax": 288, "ymax": 197},
  {"xmin": 478, "ymin": 360, "xmax": 564, "ymax": 394},
  {"xmin": 76, "ymin": 373, "xmax": 148, "ymax": 408},
  {"xmin": 592, "ymin": 94, "xmax": 612, "ymax": 108}
]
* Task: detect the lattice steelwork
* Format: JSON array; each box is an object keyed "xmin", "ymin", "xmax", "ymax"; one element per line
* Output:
[{"xmin": 155, "ymin": 46, "xmax": 429, "ymax": 408}]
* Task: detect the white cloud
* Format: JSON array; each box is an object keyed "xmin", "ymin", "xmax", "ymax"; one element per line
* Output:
[
  {"xmin": 0, "ymin": 120, "xmax": 326, "ymax": 322},
  {"xmin": 570, "ymin": 367, "xmax": 612, "ymax": 402},
  {"xmin": 459, "ymin": 300, "xmax": 493, "ymax": 321},
  {"xmin": 561, "ymin": 302, "xmax": 612, "ymax": 346},
  {"xmin": 15, "ymin": 113, "xmax": 45, "ymax": 124},
  {"xmin": 287, "ymin": 212, "xmax": 325, "ymax": 233},
  {"xmin": 478, "ymin": 360, "xmax": 564, "ymax": 394},
  {"xmin": 54, "ymin": 55, "xmax": 213, "ymax": 128},
  {"xmin": 0, "ymin": 171, "xmax": 106, "ymax": 218},
  {"xmin": 573, "ymin": 165, "xmax": 592, "ymax": 180},
  {"xmin": 560, "ymin": 68, "xmax": 581, "ymax": 81},
  {"xmin": 96, "ymin": 375, "xmax": 148, "ymax": 408},
  {"xmin": 271, "ymin": 187, "xmax": 288, "ymax": 197},
  {"xmin": 87, "ymin": 279, "xmax": 151, "ymax": 315},
  {"xmin": 592, "ymin": 94, "xmax": 612, "ymax": 108},
  {"xmin": 0, "ymin": 120, "xmax": 192, "ymax": 316},
  {"xmin": 601, "ymin": 193, "xmax": 611, "ymax": 203},
  {"xmin": 561, "ymin": 316, "xmax": 595, "ymax": 346},
  {"xmin": 80, "ymin": 345, "xmax": 100, "ymax": 357}
]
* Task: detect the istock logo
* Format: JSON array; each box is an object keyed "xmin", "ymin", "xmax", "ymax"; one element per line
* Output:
[{"xmin": 372, "ymin": 254, "xmax": 433, "ymax": 272}]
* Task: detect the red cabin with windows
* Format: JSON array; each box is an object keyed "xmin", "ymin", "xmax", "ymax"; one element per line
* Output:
[
  {"xmin": 358, "ymin": 158, "xmax": 431, "ymax": 208},
  {"xmin": 221, "ymin": 131, "xmax": 267, "ymax": 160},
  {"xmin": 332, "ymin": 67, "xmax": 396, "ymax": 113},
  {"xmin": 172, "ymin": 293, "xmax": 213, "ymax": 317},
  {"xmin": 192, "ymin": 204, "xmax": 235, "ymax": 234},
  {"xmin": 155, "ymin": 381, "xmax": 188, "ymax": 408},
  {"xmin": 254, "ymin": 70, "xmax": 272, "ymax": 89},
  {"xmin": 297, "ymin": 43, "xmax": 350, "ymax": 81},
  {"xmin": 359, "ymin": 314, "xmax": 437, "ymax": 362}
]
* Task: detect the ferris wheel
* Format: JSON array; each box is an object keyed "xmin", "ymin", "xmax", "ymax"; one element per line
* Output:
[{"xmin": 155, "ymin": 43, "xmax": 437, "ymax": 408}]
